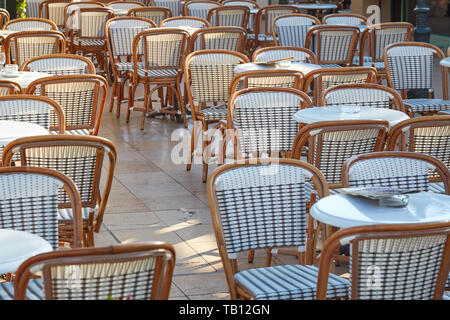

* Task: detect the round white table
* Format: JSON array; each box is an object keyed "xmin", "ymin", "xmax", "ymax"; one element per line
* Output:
[
  {"xmin": 0, "ymin": 229, "xmax": 52, "ymax": 274},
  {"xmin": 294, "ymin": 3, "xmax": 338, "ymax": 10},
  {"xmin": 440, "ymin": 57, "xmax": 450, "ymax": 68},
  {"xmin": 0, "ymin": 71, "xmax": 52, "ymax": 90},
  {"xmin": 0, "ymin": 120, "xmax": 49, "ymax": 147},
  {"xmin": 234, "ymin": 61, "xmax": 322, "ymax": 76},
  {"xmin": 310, "ymin": 192, "xmax": 450, "ymax": 229},
  {"xmin": 293, "ymin": 105, "xmax": 410, "ymax": 126}
]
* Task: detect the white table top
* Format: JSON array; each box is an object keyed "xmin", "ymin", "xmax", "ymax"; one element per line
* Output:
[
  {"xmin": 0, "ymin": 71, "xmax": 52, "ymax": 90},
  {"xmin": 310, "ymin": 192, "xmax": 450, "ymax": 229},
  {"xmin": 234, "ymin": 61, "xmax": 322, "ymax": 76},
  {"xmin": 293, "ymin": 105, "xmax": 410, "ymax": 126},
  {"xmin": 0, "ymin": 30, "xmax": 18, "ymax": 39},
  {"xmin": 440, "ymin": 57, "xmax": 450, "ymax": 68},
  {"xmin": 294, "ymin": 3, "xmax": 338, "ymax": 10},
  {"xmin": 0, "ymin": 229, "xmax": 52, "ymax": 274},
  {"xmin": 0, "ymin": 120, "xmax": 49, "ymax": 146}
]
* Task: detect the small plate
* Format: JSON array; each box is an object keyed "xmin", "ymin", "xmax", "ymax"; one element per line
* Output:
[{"xmin": 1, "ymin": 73, "xmax": 20, "ymax": 78}]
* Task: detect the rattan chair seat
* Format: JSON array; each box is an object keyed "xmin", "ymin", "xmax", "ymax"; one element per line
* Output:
[{"xmin": 235, "ymin": 264, "xmax": 349, "ymax": 300}]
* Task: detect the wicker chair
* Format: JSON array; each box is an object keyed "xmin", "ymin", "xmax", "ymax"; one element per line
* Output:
[
  {"xmin": 0, "ymin": 242, "xmax": 175, "ymax": 300},
  {"xmin": 222, "ymin": 0, "xmax": 259, "ymax": 34},
  {"xmin": 303, "ymin": 66, "xmax": 377, "ymax": 105},
  {"xmin": 160, "ymin": 16, "xmax": 210, "ymax": 28},
  {"xmin": 386, "ymin": 116, "xmax": 450, "ymax": 194},
  {"xmin": 341, "ymin": 151, "xmax": 450, "ymax": 195},
  {"xmin": 207, "ymin": 158, "xmax": 350, "ymax": 300},
  {"xmin": 39, "ymin": 0, "xmax": 71, "ymax": 33},
  {"xmin": 26, "ymin": 74, "xmax": 108, "ymax": 136},
  {"xmin": 127, "ymin": 7, "xmax": 173, "ymax": 26},
  {"xmin": 251, "ymin": 5, "xmax": 299, "ymax": 54},
  {"xmin": 253, "ymin": 46, "xmax": 318, "ymax": 64},
  {"xmin": 0, "ymin": 80, "xmax": 22, "ymax": 96},
  {"xmin": 106, "ymin": 17, "xmax": 156, "ymax": 118},
  {"xmin": 187, "ymin": 26, "xmax": 247, "ymax": 53},
  {"xmin": 0, "ymin": 167, "xmax": 83, "ymax": 249},
  {"xmin": 2, "ymin": 135, "xmax": 117, "ymax": 248},
  {"xmin": 357, "ymin": 22, "xmax": 414, "ymax": 82},
  {"xmin": 153, "ymin": 0, "xmax": 183, "ymax": 17},
  {"xmin": 63, "ymin": 1, "xmax": 106, "ymax": 51},
  {"xmin": 291, "ymin": 120, "xmax": 390, "ymax": 189},
  {"xmin": 321, "ymin": 83, "xmax": 406, "ymax": 113},
  {"xmin": 384, "ymin": 42, "xmax": 450, "ymax": 116},
  {"xmin": 0, "ymin": 94, "xmax": 65, "ymax": 135},
  {"xmin": 305, "ymin": 25, "xmax": 360, "ymax": 68},
  {"xmin": 315, "ymin": 222, "xmax": 450, "ymax": 300},
  {"xmin": 70, "ymin": 7, "xmax": 114, "ymax": 82},
  {"xmin": 272, "ymin": 13, "xmax": 320, "ymax": 48},
  {"xmin": 206, "ymin": 5, "xmax": 250, "ymax": 28},
  {"xmin": 128, "ymin": 28, "xmax": 190, "ymax": 129},
  {"xmin": 22, "ymin": 53, "xmax": 95, "ymax": 76},
  {"xmin": 184, "ymin": 49, "xmax": 249, "ymax": 182},
  {"xmin": 223, "ymin": 87, "xmax": 312, "ymax": 163},
  {"xmin": 4, "ymin": 18, "xmax": 57, "ymax": 31},
  {"xmin": 3, "ymin": 30, "xmax": 66, "ymax": 69},
  {"xmin": 229, "ymin": 70, "xmax": 305, "ymax": 96},
  {"xmin": 322, "ymin": 13, "xmax": 367, "ymax": 26},
  {"xmin": 182, "ymin": 0, "xmax": 222, "ymax": 20}
]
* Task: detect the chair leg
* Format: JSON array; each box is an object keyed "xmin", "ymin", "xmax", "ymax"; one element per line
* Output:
[
  {"xmin": 202, "ymin": 121, "xmax": 209, "ymax": 183},
  {"xmin": 126, "ymin": 81, "xmax": 136, "ymax": 123},
  {"xmin": 108, "ymin": 78, "xmax": 117, "ymax": 113},
  {"xmin": 141, "ymin": 83, "xmax": 150, "ymax": 130},
  {"xmin": 265, "ymin": 248, "xmax": 272, "ymax": 266},
  {"xmin": 186, "ymin": 120, "xmax": 201, "ymax": 171},
  {"xmin": 116, "ymin": 79, "xmax": 123, "ymax": 119},
  {"xmin": 175, "ymin": 81, "xmax": 188, "ymax": 128}
]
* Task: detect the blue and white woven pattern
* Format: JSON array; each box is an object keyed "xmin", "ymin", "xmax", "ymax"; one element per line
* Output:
[
  {"xmin": 316, "ymin": 30, "xmax": 356, "ymax": 63},
  {"xmin": 232, "ymin": 90, "xmax": 304, "ymax": 153},
  {"xmin": 350, "ymin": 235, "xmax": 447, "ymax": 299},
  {"xmin": 192, "ymin": 30, "xmax": 244, "ymax": 52},
  {"xmin": 324, "ymin": 87, "xmax": 395, "ymax": 109},
  {"xmin": 5, "ymin": 20, "xmax": 54, "ymax": 31},
  {"xmin": 108, "ymin": 19, "xmax": 153, "ymax": 58},
  {"xmin": 208, "ymin": 7, "xmax": 248, "ymax": 27},
  {"xmin": 403, "ymin": 99, "xmax": 450, "ymax": 113},
  {"xmin": 153, "ymin": 0, "xmax": 183, "ymax": 17},
  {"xmin": 258, "ymin": 9, "xmax": 296, "ymax": 41},
  {"xmin": 235, "ymin": 264, "xmax": 349, "ymax": 300},
  {"xmin": 161, "ymin": 18, "xmax": 208, "ymax": 28},
  {"xmin": 312, "ymin": 128, "xmax": 383, "ymax": 184},
  {"xmin": 371, "ymin": 27, "xmax": 411, "ymax": 61},
  {"xmin": 347, "ymin": 157, "xmax": 434, "ymax": 191},
  {"xmin": 188, "ymin": 53, "xmax": 245, "ymax": 103},
  {"xmin": 25, "ymin": 0, "xmax": 42, "ymax": 18},
  {"xmin": 0, "ymin": 173, "xmax": 63, "ymax": 249},
  {"xmin": 9, "ymin": 35, "xmax": 61, "ymax": 68},
  {"xmin": 214, "ymin": 164, "xmax": 313, "ymax": 257},
  {"xmin": 25, "ymin": 57, "xmax": 93, "ymax": 75},
  {"xmin": 0, "ymin": 278, "xmax": 43, "ymax": 300},
  {"xmin": 273, "ymin": 15, "xmax": 317, "ymax": 47},
  {"xmin": 385, "ymin": 45, "xmax": 434, "ymax": 91},
  {"xmin": 186, "ymin": 2, "xmax": 221, "ymax": 20},
  {"xmin": 0, "ymin": 256, "xmax": 160, "ymax": 300}
]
